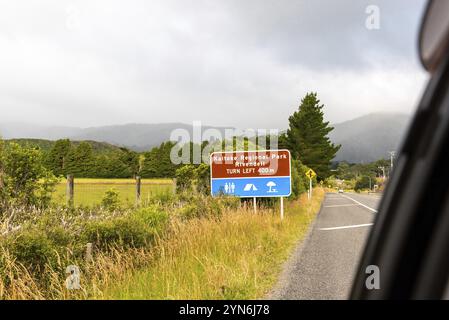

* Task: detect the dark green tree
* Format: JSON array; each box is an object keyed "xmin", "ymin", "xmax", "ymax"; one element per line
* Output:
[
  {"xmin": 45, "ymin": 139, "xmax": 72, "ymax": 176},
  {"xmin": 286, "ymin": 92, "xmax": 340, "ymax": 179},
  {"xmin": 94, "ymin": 153, "xmax": 132, "ymax": 178},
  {"xmin": 141, "ymin": 142, "xmax": 179, "ymax": 178},
  {"xmin": 354, "ymin": 175, "xmax": 374, "ymax": 192},
  {"xmin": 118, "ymin": 148, "xmax": 140, "ymax": 177},
  {"xmin": 65, "ymin": 142, "xmax": 96, "ymax": 177}
]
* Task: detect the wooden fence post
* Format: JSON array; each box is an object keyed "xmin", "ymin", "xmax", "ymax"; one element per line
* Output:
[
  {"xmin": 135, "ymin": 176, "xmax": 141, "ymax": 205},
  {"xmin": 85, "ymin": 243, "xmax": 93, "ymax": 263},
  {"xmin": 173, "ymin": 178, "xmax": 177, "ymax": 195},
  {"xmin": 67, "ymin": 174, "xmax": 74, "ymax": 206}
]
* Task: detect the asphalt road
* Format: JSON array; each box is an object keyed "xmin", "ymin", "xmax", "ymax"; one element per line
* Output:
[{"xmin": 270, "ymin": 192, "xmax": 381, "ymax": 300}]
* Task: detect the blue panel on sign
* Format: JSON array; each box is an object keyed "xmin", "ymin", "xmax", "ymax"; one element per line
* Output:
[{"xmin": 211, "ymin": 177, "xmax": 291, "ymax": 198}]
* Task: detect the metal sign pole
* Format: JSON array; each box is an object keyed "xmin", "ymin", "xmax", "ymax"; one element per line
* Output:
[
  {"xmin": 309, "ymin": 177, "xmax": 313, "ymax": 200},
  {"xmin": 305, "ymin": 169, "xmax": 316, "ymax": 201},
  {"xmin": 253, "ymin": 197, "xmax": 257, "ymax": 214},
  {"xmin": 280, "ymin": 197, "xmax": 284, "ymax": 220}
]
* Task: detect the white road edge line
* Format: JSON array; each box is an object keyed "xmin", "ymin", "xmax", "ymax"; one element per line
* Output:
[
  {"xmin": 324, "ymin": 204, "xmax": 359, "ymax": 208},
  {"xmin": 340, "ymin": 194, "xmax": 378, "ymax": 213},
  {"xmin": 318, "ymin": 223, "xmax": 374, "ymax": 231}
]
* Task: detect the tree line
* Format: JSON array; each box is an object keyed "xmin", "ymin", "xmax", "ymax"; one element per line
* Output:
[
  {"xmin": 38, "ymin": 139, "xmax": 180, "ymax": 179},
  {"xmin": 3, "ymin": 92, "xmax": 342, "ymax": 183}
]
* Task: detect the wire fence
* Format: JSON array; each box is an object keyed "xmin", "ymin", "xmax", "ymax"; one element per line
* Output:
[{"xmin": 53, "ymin": 176, "xmax": 176, "ymax": 207}]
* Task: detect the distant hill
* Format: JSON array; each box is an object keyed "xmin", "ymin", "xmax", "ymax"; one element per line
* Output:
[
  {"xmin": 329, "ymin": 113, "xmax": 411, "ymax": 163},
  {"xmin": 0, "ymin": 123, "xmax": 232, "ymax": 152},
  {"xmin": 1, "ymin": 113, "xmax": 412, "ymax": 162},
  {"xmin": 72, "ymin": 123, "xmax": 232, "ymax": 151},
  {"xmin": 6, "ymin": 138, "xmax": 123, "ymax": 155}
]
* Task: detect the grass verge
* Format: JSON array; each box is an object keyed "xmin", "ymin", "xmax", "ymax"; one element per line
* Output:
[{"xmin": 101, "ymin": 188, "xmax": 325, "ymax": 300}]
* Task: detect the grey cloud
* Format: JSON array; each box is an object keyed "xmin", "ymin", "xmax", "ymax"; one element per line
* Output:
[{"xmin": 0, "ymin": 0, "xmax": 429, "ymax": 130}]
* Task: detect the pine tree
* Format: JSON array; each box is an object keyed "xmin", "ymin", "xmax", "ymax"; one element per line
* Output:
[
  {"xmin": 65, "ymin": 142, "xmax": 96, "ymax": 177},
  {"xmin": 141, "ymin": 142, "xmax": 180, "ymax": 178},
  {"xmin": 45, "ymin": 139, "xmax": 72, "ymax": 176},
  {"xmin": 286, "ymin": 92, "xmax": 340, "ymax": 179}
]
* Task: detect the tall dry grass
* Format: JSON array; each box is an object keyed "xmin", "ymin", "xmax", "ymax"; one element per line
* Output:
[
  {"xmin": 102, "ymin": 189, "xmax": 324, "ymax": 300},
  {"xmin": 0, "ymin": 189, "xmax": 324, "ymax": 300}
]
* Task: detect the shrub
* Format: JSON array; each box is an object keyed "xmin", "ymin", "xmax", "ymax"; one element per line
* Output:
[
  {"xmin": 175, "ymin": 165, "xmax": 195, "ymax": 192},
  {"xmin": 143, "ymin": 189, "xmax": 174, "ymax": 206},
  {"xmin": 5, "ymin": 230, "xmax": 60, "ymax": 274},
  {"xmin": 0, "ymin": 142, "xmax": 58, "ymax": 209},
  {"xmin": 101, "ymin": 188, "xmax": 121, "ymax": 211},
  {"xmin": 194, "ymin": 163, "xmax": 210, "ymax": 195},
  {"xmin": 218, "ymin": 197, "xmax": 241, "ymax": 210},
  {"xmin": 291, "ymin": 160, "xmax": 311, "ymax": 198},
  {"xmin": 133, "ymin": 206, "xmax": 169, "ymax": 234},
  {"xmin": 82, "ymin": 215, "xmax": 155, "ymax": 250},
  {"xmin": 354, "ymin": 176, "xmax": 373, "ymax": 192},
  {"xmin": 176, "ymin": 195, "xmax": 224, "ymax": 220}
]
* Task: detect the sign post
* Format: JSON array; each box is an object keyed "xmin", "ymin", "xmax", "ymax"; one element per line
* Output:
[
  {"xmin": 210, "ymin": 150, "xmax": 291, "ymax": 220},
  {"xmin": 280, "ymin": 197, "xmax": 284, "ymax": 220},
  {"xmin": 305, "ymin": 169, "xmax": 316, "ymax": 200},
  {"xmin": 253, "ymin": 197, "xmax": 257, "ymax": 214}
]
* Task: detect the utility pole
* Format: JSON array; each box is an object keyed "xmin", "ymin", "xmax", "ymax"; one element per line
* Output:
[{"xmin": 389, "ymin": 151, "xmax": 396, "ymax": 173}]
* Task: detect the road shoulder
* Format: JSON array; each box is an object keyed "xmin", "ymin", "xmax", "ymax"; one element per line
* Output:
[{"xmin": 266, "ymin": 196, "xmax": 325, "ymax": 299}]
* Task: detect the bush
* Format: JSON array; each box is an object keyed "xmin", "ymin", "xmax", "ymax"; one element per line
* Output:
[
  {"xmin": 133, "ymin": 206, "xmax": 169, "ymax": 234},
  {"xmin": 81, "ymin": 208, "xmax": 168, "ymax": 250},
  {"xmin": 354, "ymin": 176, "xmax": 373, "ymax": 192},
  {"xmin": 176, "ymin": 195, "xmax": 224, "ymax": 220},
  {"xmin": 218, "ymin": 196, "xmax": 241, "ymax": 210},
  {"xmin": 291, "ymin": 160, "xmax": 312, "ymax": 198},
  {"xmin": 143, "ymin": 189, "xmax": 174, "ymax": 206},
  {"xmin": 175, "ymin": 165, "xmax": 196, "ymax": 192},
  {"xmin": 0, "ymin": 142, "xmax": 58, "ymax": 209},
  {"xmin": 194, "ymin": 163, "xmax": 210, "ymax": 195},
  {"xmin": 101, "ymin": 188, "xmax": 121, "ymax": 211},
  {"xmin": 82, "ymin": 218, "xmax": 143, "ymax": 250},
  {"xmin": 5, "ymin": 230, "xmax": 63, "ymax": 274}
]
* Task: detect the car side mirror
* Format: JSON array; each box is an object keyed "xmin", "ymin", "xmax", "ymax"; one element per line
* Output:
[{"xmin": 419, "ymin": 0, "xmax": 449, "ymax": 73}]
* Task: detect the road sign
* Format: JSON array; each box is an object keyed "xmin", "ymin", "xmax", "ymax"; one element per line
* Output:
[
  {"xmin": 305, "ymin": 169, "xmax": 316, "ymax": 200},
  {"xmin": 305, "ymin": 169, "xmax": 316, "ymax": 179},
  {"xmin": 210, "ymin": 150, "xmax": 291, "ymax": 198}
]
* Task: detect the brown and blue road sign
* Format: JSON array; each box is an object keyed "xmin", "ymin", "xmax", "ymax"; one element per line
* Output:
[{"xmin": 210, "ymin": 149, "xmax": 291, "ymax": 198}]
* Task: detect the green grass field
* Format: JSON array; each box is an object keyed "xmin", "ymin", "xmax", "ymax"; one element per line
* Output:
[{"xmin": 53, "ymin": 178, "xmax": 175, "ymax": 207}]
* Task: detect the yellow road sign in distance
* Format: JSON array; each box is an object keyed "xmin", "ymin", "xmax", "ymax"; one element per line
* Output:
[{"xmin": 306, "ymin": 169, "xmax": 316, "ymax": 179}]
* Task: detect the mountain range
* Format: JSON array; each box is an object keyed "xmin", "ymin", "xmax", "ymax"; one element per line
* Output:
[
  {"xmin": 0, "ymin": 123, "xmax": 231, "ymax": 152},
  {"xmin": 329, "ymin": 113, "xmax": 411, "ymax": 162},
  {"xmin": 0, "ymin": 112, "xmax": 411, "ymax": 163}
]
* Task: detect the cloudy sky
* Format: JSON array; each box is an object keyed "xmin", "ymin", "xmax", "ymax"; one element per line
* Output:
[{"xmin": 0, "ymin": 0, "xmax": 428, "ymax": 130}]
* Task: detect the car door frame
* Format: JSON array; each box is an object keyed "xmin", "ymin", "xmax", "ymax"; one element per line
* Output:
[{"xmin": 350, "ymin": 36, "xmax": 449, "ymax": 299}]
